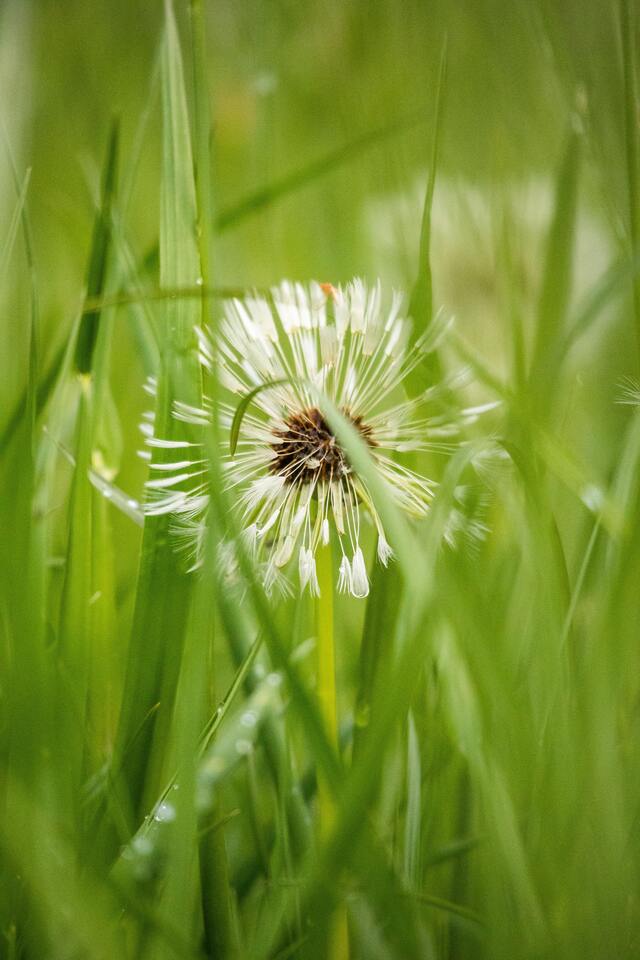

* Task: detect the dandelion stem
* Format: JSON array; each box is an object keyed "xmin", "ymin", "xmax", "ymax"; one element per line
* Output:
[
  {"xmin": 315, "ymin": 543, "xmax": 350, "ymax": 959},
  {"xmin": 315, "ymin": 543, "xmax": 337, "ymax": 835}
]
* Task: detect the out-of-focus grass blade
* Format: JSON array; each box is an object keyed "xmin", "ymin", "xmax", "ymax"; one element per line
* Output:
[
  {"xmin": 452, "ymin": 332, "xmax": 621, "ymax": 533},
  {"xmin": 0, "ymin": 149, "xmax": 51, "ymax": 954},
  {"xmin": 56, "ymin": 380, "xmax": 94, "ymax": 802},
  {"xmin": 81, "ymin": 282, "xmax": 245, "ymax": 316},
  {"xmin": 0, "ymin": 342, "xmax": 64, "ymax": 450},
  {"xmin": 56, "ymin": 123, "xmax": 120, "ymax": 817},
  {"xmin": 563, "ymin": 254, "xmax": 635, "ymax": 356},
  {"xmin": 528, "ymin": 125, "xmax": 581, "ymax": 408},
  {"xmin": 424, "ymin": 835, "xmax": 480, "ymax": 870},
  {"xmin": 74, "ymin": 122, "xmax": 119, "ymax": 374},
  {"xmin": 602, "ymin": 405, "xmax": 640, "ymax": 578},
  {"xmin": 0, "ymin": 779, "xmax": 123, "ymax": 959},
  {"xmin": 216, "ymin": 109, "xmax": 431, "ymax": 231},
  {"xmin": 352, "ymin": 555, "xmax": 401, "ymax": 760},
  {"xmin": 134, "ymin": 105, "xmax": 433, "ymax": 276},
  {"xmin": 620, "ymin": 0, "xmax": 640, "ymax": 363},
  {"xmin": 407, "ymin": 38, "xmax": 447, "ymax": 344},
  {"xmin": 405, "ymin": 37, "xmax": 447, "ymax": 399},
  {"xmin": 403, "ymin": 711, "xmax": 422, "ymax": 889},
  {"xmin": 437, "ymin": 627, "xmax": 545, "ymax": 942},
  {"xmin": 407, "ymin": 891, "xmax": 483, "ymax": 930},
  {"xmin": 0, "ymin": 166, "xmax": 30, "ymax": 279}
]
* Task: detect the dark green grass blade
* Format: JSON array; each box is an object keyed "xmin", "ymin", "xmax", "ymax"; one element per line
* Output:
[
  {"xmin": 528, "ymin": 125, "xmax": 581, "ymax": 409},
  {"xmin": 352, "ymin": 554, "xmax": 402, "ymax": 760},
  {"xmin": 0, "ymin": 341, "xmax": 65, "ymax": 451},
  {"xmin": 74, "ymin": 122, "xmax": 120, "ymax": 374}
]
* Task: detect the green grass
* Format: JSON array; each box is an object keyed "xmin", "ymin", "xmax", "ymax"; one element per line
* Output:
[{"xmin": 1, "ymin": 1, "xmax": 640, "ymax": 958}]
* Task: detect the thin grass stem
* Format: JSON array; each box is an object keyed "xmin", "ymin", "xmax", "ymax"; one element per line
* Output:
[{"xmin": 315, "ymin": 543, "xmax": 350, "ymax": 959}]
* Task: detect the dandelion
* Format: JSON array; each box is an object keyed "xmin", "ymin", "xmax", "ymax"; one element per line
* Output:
[{"xmin": 144, "ymin": 278, "xmax": 458, "ymax": 597}]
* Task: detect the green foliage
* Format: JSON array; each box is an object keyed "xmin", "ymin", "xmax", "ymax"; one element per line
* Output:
[{"xmin": 1, "ymin": 1, "xmax": 640, "ymax": 959}]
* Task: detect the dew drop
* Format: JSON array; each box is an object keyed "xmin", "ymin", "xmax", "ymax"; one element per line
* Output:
[
  {"xmin": 581, "ymin": 484, "xmax": 604, "ymax": 512},
  {"xmin": 240, "ymin": 710, "xmax": 258, "ymax": 728},
  {"xmin": 131, "ymin": 835, "xmax": 154, "ymax": 857},
  {"xmin": 154, "ymin": 801, "xmax": 176, "ymax": 823}
]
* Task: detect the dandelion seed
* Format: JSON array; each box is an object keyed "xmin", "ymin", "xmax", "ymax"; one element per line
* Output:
[{"xmin": 145, "ymin": 279, "xmax": 458, "ymax": 596}]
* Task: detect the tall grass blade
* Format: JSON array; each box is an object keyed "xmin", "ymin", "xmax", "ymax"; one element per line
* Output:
[
  {"xmin": 529, "ymin": 125, "xmax": 581, "ymax": 408},
  {"xmin": 112, "ymin": 0, "xmax": 202, "ymax": 830}
]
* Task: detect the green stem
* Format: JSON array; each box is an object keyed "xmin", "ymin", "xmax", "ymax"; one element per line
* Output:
[
  {"xmin": 315, "ymin": 544, "xmax": 349, "ymax": 959},
  {"xmin": 315, "ymin": 543, "xmax": 338, "ymax": 837}
]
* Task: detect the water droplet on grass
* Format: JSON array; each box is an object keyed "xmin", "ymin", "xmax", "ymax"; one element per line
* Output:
[
  {"xmin": 241, "ymin": 710, "xmax": 257, "ymax": 728},
  {"xmin": 154, "ymin": 801, "xmax": 176, "ymax": 823}
]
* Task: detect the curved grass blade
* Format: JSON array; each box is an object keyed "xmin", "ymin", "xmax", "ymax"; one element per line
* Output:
[{"xmin": 229, "ymin": 378, "xmax": 289, "ymax": 455}]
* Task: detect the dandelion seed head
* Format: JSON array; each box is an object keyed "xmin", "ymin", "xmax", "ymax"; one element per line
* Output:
[{"xmin": 143, "ymin": 278, "xmax": 465, "ymax": 597}]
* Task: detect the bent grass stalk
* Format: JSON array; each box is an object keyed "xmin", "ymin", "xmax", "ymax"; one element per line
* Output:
[{"xmin": 315, "ymin": 542, "xmax": 350, "ymax": 960}]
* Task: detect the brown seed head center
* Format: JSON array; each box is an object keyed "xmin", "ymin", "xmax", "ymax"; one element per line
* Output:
[{"xmin": 270, "ymin": 407, "xmax": 375, "ymax": 485}]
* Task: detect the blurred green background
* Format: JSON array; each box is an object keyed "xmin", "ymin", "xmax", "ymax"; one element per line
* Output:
[
  {"xmin": 1, "ymin": 0, "xmax": 633, "ymax": 490},
  {"xmin": 1, "ymin": 1, "xmax": 640, "ymax": 958}
]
